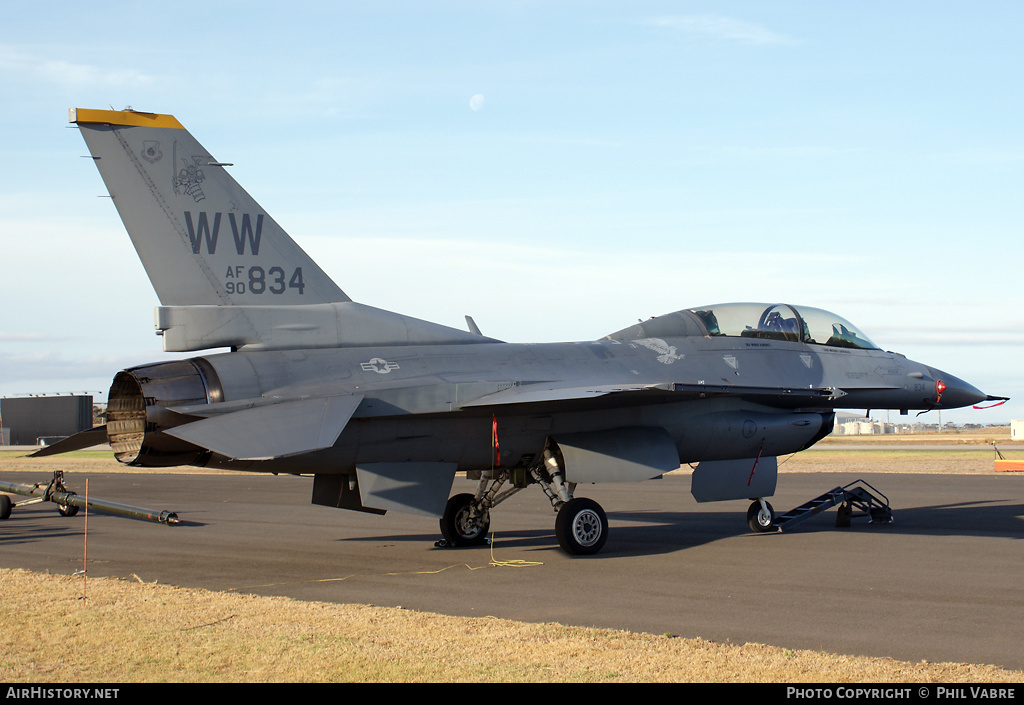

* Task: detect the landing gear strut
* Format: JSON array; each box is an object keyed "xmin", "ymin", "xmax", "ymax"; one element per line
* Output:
[
  {"xmin": 437, "ymin": 444, "xmax": 611, "ymax": 556},
  {"xmin": 437, "ymin": 471, "xmax": 520, "ymax": 548}
]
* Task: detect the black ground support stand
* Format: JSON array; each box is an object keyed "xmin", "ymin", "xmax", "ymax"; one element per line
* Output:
[
  {"xmin": 773, "ymin": 479, "xmax": 892, "ymax": 532},
  {"xmin": 0, "ymin": 469, "xmax": 179, "ymax": 524}
]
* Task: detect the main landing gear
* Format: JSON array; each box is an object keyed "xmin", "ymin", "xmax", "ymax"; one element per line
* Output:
[
  {"xmin": 554, "ymin": 497, "xmax": 608, "ymax": 555},
  {"xmin": 439, "ymin": 493, "xmax": 490, "ymax": 547},
  {"xmin": 438, "ymin": 445, "xmax": 609, "ymax": 556}
]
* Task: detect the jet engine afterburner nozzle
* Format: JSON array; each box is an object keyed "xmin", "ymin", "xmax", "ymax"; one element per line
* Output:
[{"xmin": 106, "ymin": 358, "xmax": 223, "ymax": 466}]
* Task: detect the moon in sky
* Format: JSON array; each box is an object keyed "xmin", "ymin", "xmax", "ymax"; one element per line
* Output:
[{"xmin": 469, "ymin": 94, "xmax": 485, "ymax": 111}]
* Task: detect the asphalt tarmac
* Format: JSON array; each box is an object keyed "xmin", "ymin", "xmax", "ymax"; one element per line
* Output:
[{"xmin": 2, "ymin": 470, "xmax": 1022, "ymax": 671}]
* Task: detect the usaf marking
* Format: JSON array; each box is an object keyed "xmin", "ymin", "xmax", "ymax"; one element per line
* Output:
[
  {"xmin": 223, "ymin": 265, "xmax": 305, "ymax": 296},
  {"xmin": 183, "ymin": 211, "xmax": 307, "ymax": 296},
  {"xmin": 361, "ymin": 358, "xmax": 400, "ymax": 374}
]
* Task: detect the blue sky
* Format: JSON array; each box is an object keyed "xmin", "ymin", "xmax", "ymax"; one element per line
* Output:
[{"xmin": 1, "ymin": 2, "xmax": 1021, "ymax": 424}]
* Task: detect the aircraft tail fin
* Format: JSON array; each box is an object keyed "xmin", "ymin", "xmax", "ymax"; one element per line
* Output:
[{"xmin": 70, "ymin": 108, "xmax": 349, "ymax": 307}]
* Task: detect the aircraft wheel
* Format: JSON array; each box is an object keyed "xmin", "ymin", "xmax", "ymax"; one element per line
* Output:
[
  {"xmin": 0, "ymin": 494, "xmax": 12, "ymax": 520},
  {"xmin": 746, "ymin": 500, "xmax": 775, "ymax": 533},
  {"xmin": 555, "ymin": 498, "xmax": 608, "ymax": 555},
  {"xmin": 439, "ymin": 493, "xmax": 489, "ymax": 546},
  {"xmin": 56, "ymin": 493, "xmax": 80, "ymax": 518}
]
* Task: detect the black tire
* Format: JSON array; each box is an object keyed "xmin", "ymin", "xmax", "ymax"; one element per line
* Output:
[
  {"xmin": 555, "ymin": 498, "xmax": 608, "ymax": 555},
  {"xmin": 56, "ymin": 493, "xmax": 80, "ymax": 518},
  {"xmin": 439, "ymin": 493, "xmax": 489, "ymax": 546},
  {"xmin": 0, "ymin": 494, "xmax": 12, "ymax": 521},
  {"xmin": 746, "ymin": 500, "xmax": 775, "ymax": 533}
]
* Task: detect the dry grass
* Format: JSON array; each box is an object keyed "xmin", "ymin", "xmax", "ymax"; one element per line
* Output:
[
  {"xmin": 2, "ymin": 568, "xmax": 1021, "ymax": 683},
  {"xmin": 781, "ymin": 449, "xmax": 1013, "ymax": 475}
]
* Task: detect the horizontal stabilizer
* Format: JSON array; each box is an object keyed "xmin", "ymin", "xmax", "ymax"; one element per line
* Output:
[
  {"xmin": 28, "ymin": 425, "xmax": 109, "ymax": 457},
  {"xmin": 164, "ymin": 395, "xmax": 362, "ymax": 460}
]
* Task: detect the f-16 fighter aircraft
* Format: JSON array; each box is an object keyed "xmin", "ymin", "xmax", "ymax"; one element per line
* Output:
[{"xmin": 40, "ymin": 108, "xmax": 1002, "ymax": 555}]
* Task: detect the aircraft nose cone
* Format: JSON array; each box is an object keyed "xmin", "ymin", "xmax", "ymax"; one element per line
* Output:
[{"xmin": 928, "ymin": 369, "xmax": 988, "ymax": 409}]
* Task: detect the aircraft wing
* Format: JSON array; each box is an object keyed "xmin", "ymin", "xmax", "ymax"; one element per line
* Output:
[
  {"xmin": 459, "ymin": 380, "xmax": 845, "ymax": 410},
  {"xmin": 458, "ymin": 382, "xmax": 661, "ymax": 407},
  {"xmin": 164, "ymin": 394, "xmax": 363, "ymax": 460}
]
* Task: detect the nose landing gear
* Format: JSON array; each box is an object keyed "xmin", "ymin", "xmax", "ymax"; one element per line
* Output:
[{"xmin": 746, "ymin": 499, "xmax": 777, "ymax": 533}]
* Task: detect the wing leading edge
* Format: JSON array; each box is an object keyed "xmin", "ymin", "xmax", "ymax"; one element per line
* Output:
[{"xmin": 459, "ymin": 380, "xmax": 850, "ymax": 410}]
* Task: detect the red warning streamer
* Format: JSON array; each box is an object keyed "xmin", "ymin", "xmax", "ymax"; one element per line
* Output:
[
  {"xmin": 747, "ymin": 441, "xmax": 764, "ymax": 486},
  {"xmin": 492, "ymin": 415, "xmax": 501, "ymax": 467}
]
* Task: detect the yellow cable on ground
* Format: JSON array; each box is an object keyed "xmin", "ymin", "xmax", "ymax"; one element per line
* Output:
[
  {"xmin": 225, "ymin": 535, "xmax": 541, "ymax": 591},
  {"xmin": 487, "ymin": 533, "xmax": 543, "ymax": 568}
]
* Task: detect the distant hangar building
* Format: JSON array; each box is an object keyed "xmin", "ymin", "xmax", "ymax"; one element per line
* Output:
[{"xmin": 0, "ymin": 395, "xmax": 93, "ymax": 446}]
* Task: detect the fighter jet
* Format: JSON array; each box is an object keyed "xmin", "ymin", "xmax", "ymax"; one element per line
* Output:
[{"xmin": 41, "ymin": 108, "xmax": 1003, "ymax": 555}]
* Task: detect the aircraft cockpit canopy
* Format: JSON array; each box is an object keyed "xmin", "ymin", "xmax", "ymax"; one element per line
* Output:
[
  {"xmin": 688, "ymin": 303, "xmax": 879, "ymax": 349},
  {"xmin": 605, "ymin": 302, "xmax": 880, "ymax": 349}
]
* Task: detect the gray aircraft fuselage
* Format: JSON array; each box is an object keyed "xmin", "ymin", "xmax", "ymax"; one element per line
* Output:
[{"xmin": 115, "ymin": 326, "xmax": 981, "ymax": 475}]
